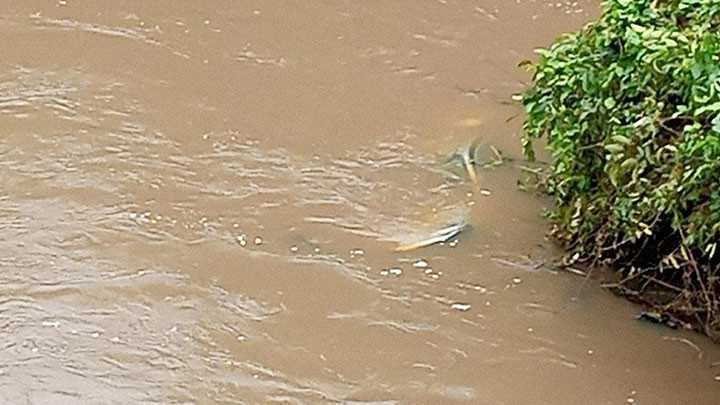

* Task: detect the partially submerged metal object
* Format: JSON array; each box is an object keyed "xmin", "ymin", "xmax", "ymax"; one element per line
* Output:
[
  {"xmin": 444, "ymin": 138, "xmax": 503, "ymax": 183},
  {"xmin": 385, "ymin": 139, "xmax": 498, "ymax": 252},
  {"xmin": 393, "ymin": 220, "xmax": 468, "ymax": 252},
  {"xmin": 445, "ymin": 138, "xmax": 480, "ymax": 184},
  {"xmin": 461, "ymin": 140, "xmax": 479, "ymax": 184},
  {"xmin": 377, "ymin": 206, "xmax": 470, "ymax": 253},
  {"xmin": 390, "ymin": 208, "xmax": 469, "ymax": 252}
]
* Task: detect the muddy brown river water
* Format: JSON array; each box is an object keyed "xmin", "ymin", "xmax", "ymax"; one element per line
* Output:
[{"xmin": 1, "ymin": 1, "xmax": 719, "ymax": 404}]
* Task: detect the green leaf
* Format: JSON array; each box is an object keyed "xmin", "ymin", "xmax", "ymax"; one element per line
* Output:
[
  {"xmin": 611, "ymin": 135, "xmax": 632, "ymax": 144},
  {"xmin": 712, "ymin": 115, "xmax": 720, "ymax": 133},
  {"xmin": 621, "ymin": 158, "xmax": 638, "ymax": 168},
  {"xmin": 604, "ymin": 144, "xmax": 625, "ymax": 153},
  {"xmin": 696, "ymin": 101, "xmax": 720, "ymax": 116}
]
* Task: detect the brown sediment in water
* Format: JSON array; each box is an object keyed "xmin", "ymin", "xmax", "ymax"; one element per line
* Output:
[{"xmin": 0, "ymin": 1, "xmax": 719, "ymax": 404}]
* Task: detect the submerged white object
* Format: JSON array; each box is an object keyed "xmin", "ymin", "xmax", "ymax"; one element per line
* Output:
[{"xmin": 393, "ymin": 220, "xmax": 467, "ymax": 252}]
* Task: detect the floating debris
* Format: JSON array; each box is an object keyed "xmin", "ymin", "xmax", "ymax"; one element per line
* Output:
[
  {"xmin": 413, "ymin": 259, "xmax": 429, "ymax": 268},
  {"xmin": 379, "ymin": 207, "xmax": 470, "ymax": 252},
  {"xmin": 445, "ymin": 138, "xmax": 505, "ymax": 182},
  {"xmin": 444, "ymin": 139, "xmax": 477, "ymax": 183},
  {"xmin": 236, "ymin": 234, "xmax": 247, "ymax": 247},
  {"xmin": 388, "ymin": 267, "xmax": 403, "ymax": 276},
  {"xmin": 381, "ymin": 267, "xmax": 403, "ymax": 277},
  {"xmin": 635, "ymin": 311, "xmax": 680, "ymax": 329},
  {"xmin": 461, "ymin": 140, "xmax": 479, "ymax": 184},
  {"xmin": 636, "ymin": 311, "xmax": 663, "ymax": 323},
  {"xmin": 451, "ymin": 303, "xmax": 472, "ymax": 312},
  {"xmin": 394, "ymin": 220, "xmax": 468, "ymax": 252},
  {"xmin": 512, "ymin": 277, "xmax": 523, "ymax": 285},
  {"xmin": 254, "ymin": 236, "xmax": 263, "ymax": 245},
  {"xmin": 349, "ymin": 248, "xmax": 365, "ymax": 257},
  {"xmin": 456, "ymin": 282, "xmax": 488, "ymax": 293}
]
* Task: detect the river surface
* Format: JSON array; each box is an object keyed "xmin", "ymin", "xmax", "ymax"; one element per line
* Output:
[{"xmin": 1, "ymin": 1, "xmax": 719, "ymax": 404}]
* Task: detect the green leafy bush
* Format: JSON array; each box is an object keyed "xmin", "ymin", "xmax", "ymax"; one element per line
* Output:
[{"xmin": 522, "ymin": 0, "xmax": 720, "ymax": 338}]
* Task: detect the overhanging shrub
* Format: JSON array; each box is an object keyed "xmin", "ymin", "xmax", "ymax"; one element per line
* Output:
[{"xmin": 522, "ymin": 0, "xmax": 720, "ymax": 339}]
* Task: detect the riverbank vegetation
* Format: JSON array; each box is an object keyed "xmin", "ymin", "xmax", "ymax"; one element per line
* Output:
[{"xmin": 521, "ymin": 0, "xmax": 720, "ymax": 339}]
